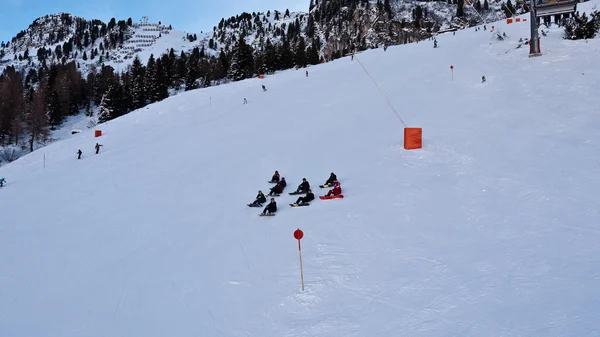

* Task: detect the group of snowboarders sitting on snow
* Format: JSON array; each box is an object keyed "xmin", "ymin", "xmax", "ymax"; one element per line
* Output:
[{"xmin": 249, "ymin": 171, "xmax": 343, "ymax": 215}]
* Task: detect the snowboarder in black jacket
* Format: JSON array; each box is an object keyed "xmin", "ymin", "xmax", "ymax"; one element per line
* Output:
[
  {"xmin": 295, "ymin": 189, "xmax": 315, "ymax": 205},
  {"xmin": 251, "ymin": 191, "xmax": 267, "ymax": 206},
  {"xmin": 77, "ymin": 149, "xmax": 82, "ymax": 159},
  {"xmin": 262, "ymin": 198, "xmax": 277, "ymax": 215},
  {"xmin": 294, "ymin": 178, "xmax": 310, "ymax": 193},
  {"xmin": 324, "ymin": 172, "xmax": 337, "ymax": 186}
]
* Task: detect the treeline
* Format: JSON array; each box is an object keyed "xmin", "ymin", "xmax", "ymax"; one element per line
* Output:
[
  {"xmin": 1, "ymin": 14, "xmax": 134, "ymax": 65},
  {"xmin": 0, "ymin": 35, "xmax": 321, "ymax": 157}
]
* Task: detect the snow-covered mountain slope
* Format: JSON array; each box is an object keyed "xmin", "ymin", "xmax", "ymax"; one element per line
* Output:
[
  {"xmin": 1, "ymin": 1, "xmax": 512, "ymax": 75},
  {"xmin": 1, "ymin": 3, "xmax": 600, "ymax": 336},
  {"xmin": 0, "ymin": 14, "xmax": 199, "ymax": 74}
]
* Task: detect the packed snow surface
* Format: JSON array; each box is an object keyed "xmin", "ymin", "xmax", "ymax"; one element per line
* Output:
[{"xmin": 1, "ymin": 4, "xmax": 600, "ymax": 336}]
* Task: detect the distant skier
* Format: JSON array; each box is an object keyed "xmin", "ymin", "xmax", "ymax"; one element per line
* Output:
[
  {"xmin": 324, "ymin": 172, "xmax": 337, "ymax": 186},
  {"xmin": 243, "ymin": 98, "xmax": 248, "ymax": 104},
  {"xmin": 326, "ymin": 181, "xmax": 342, "ymax": 197},
  {"xmin": 95, "ymin": 143, "xmax": 103, "ymax": 154},
  {"xmin": 261, "ymin": 198, "xmax": 277, "ymax": 215},
  {"xmin": 433, "ymin": 40, "xmax": 438, "ymax": 48},
  {"xmin": 295, "ymin": 189, "xmax": 315, "ymax": 205},
  {"xmin": 0, "ymin": 177, "xmax": 5, "ymax": 187},
  {"xmin": 269, "ymin": 170, "xmax": 280, "ymax": 183},
  {"xmin": 77, "ymin": 149, "xmax": 82, "ymax": 160},
  {"xmin": 481, "ymin": 76, "xmax": 486, "ymax": 83},
  {"xmin": 250, "ymin": 190, "xmax": 267, "ymax": 207},
  {"xmin": 305, "ymin": 70, "xmax": 308, "ymax": 77},
  {"xmin": 262, "ymin": 85, "xmax": 267, "ymax": 92},
  {"xmin": 294, "ymin": 178, "xmax": 310, "ymax": 194}
]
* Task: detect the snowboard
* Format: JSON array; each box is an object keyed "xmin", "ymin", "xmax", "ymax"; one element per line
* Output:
[
  {"xmin": 319, "ymin": 184, "xmax": 330, "ymax": 189},
  {"xmin": 259, "ymin": 213, "xmax": 275, "ymax": 216},
  {"xmin": 289, "ymin": 203, "xmax": 310, "ymax": 207},
  {"xmin": 288, "ymin": 191, "xmax": 307, "ymax": 195},
  {"xmin": 247, "ymin": 203, "xmax": 262, "ymax": 208},
  {"xmin": 319, "ymin": 194, "xmax": 344, "ymax": 200},
  {"xmin": 268, "ymin": 193, "xmax": 281, "ymax": 197},
  {"xmin": 267, "ymin": 180, "xmax": 279, "ymax": 184}
]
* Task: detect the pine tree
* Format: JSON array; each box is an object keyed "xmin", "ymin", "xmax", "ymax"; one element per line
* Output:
[
  {"xmin": 308, "ymin": 40, "xmax": 320, "ymax": 65},
  {"xmin": 185, "ymin": 48, "xmax": 200, "ymax": 91},
  {"xmin": 130, "ymin": 56, "xmax": 146, "ymax": 109},
  {"xmin": 25, "ymin": 87, "xmax": 49, "ymax": 152},
  {"xmin": 155, "ymin": 58, "xmax": 169, "ymax": 101},
  {"xmin": 145, "ymin": 54, "xmax": 158, "ymax": 103},
  {"xmin": 228, "ymin": 36, "xmax": 254, "ymax": 81},
  {"xmin": 456, "ymin": 0, "xmax": 465, "ymax": 17},
  {"xmin": 97, "ymin": 91, "xmax": 114, "ymax": 124},
  {"xmin": 279, "ymin": 38, "xmax": 294, "ymax": 70},
  {"xmin": 295, "ymin": 37, "xmax": 308, "ymax": 68}
]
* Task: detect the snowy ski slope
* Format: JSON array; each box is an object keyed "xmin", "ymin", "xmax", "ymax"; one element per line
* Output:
[{"xmin": 1, "ymin": 3, "xmax": 600, "ymax": 336}]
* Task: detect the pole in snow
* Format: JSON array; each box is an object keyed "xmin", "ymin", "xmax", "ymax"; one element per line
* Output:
[
  {"xmin": 294, "ymin": 229, "xmax": 305, "ymax": 291},
  {"xmin": 450, "ymin": 65, "xmax": 454, "ymax": 82}
]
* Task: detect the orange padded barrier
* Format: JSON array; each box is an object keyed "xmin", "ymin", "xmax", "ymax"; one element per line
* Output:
[
  {"xmin": 258, "ymin": 75, "xmax": 264, "ymax": 79},
  {"xmin": 507, "ymin": 18, "xmax": 513, "ymax": 24},
  {"xmin": 95, "ymin": 130, "xmax": 102, "ymax": 137},
  {"xmin": 404, "ymin": 128, "xmax": 422, "ymax": 150}
]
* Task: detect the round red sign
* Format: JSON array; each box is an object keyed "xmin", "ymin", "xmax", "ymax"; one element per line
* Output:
[{"xmin": 294, "ymin": 229, "xmax": 304, "ymax": 240}]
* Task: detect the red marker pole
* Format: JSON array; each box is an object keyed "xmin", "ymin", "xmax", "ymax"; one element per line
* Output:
[
  {"xmin": 450, "ymin": 65, "xmax": 454, "ymax": 82},
  {"xmin": 294, "ymin": 229, "xmax": 305, "ymax": 291}
]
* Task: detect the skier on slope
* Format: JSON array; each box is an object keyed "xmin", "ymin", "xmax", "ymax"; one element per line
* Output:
[
  {"xmin": 324, "ymin": 172, "xmax": 337, "ymax": 186},
  {"xmin": 0, "ymin": 177, "xmax": 6, "ymax": 187},
  {"xmin": 326, "ymin": 181, "xmax": 342, "ymax": 197},
  {"xmin": 261, "ymin": 198, "xmax": 277, "ymax": 215},
  {"xmin": 262, "ymin": 85, "xmax": 267, "ymax": 92},
  {"xmin": 294, "ymin": 178, "xmax": 310, "ymax": 194},
  {"xmin": 250, "ymin": 190, "xmax": 267, "ymax": 206},
  {"xmin": 295, "ymin": 189, "xmax": 315, "ymax": 205},
  {"xmin": 95, "ymin": 143, "xmax": 103, "ymax": 154},
  {"xmin": 269, "ymin": 170, "xmax": 280, "ymax": 183},
  {"xmin": 77, "ymin": 149, "xmax": 82, "ymax": 160}
]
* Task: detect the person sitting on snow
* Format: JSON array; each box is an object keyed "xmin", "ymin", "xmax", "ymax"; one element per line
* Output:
[
  {"xmin": 279, "ymin": 177, "xmax": 287, "ymax": 189},
  {"xmin": 0, "ymin": 177, "xmax": 5, "ymax": 187},
  {"xmin": 268, "ymin": 179, "xmax": 286, "ymax": 196},
  {"xmin": 294, "ymin": 178, "xmax": 310, "ymax": 193},
  {"xmin": 324, "ymin": 172, "xmax": 337, "ymax": 186},
  {"xmin": 326, "ymin": 181, "xmax": 342, "ymax": 197},
  {"xmin": 269, "ymin": 170, "xmax": 280, "ymax": 183},
  {"xmin": 295, "ymin": 189, "xmax": 315, "ymax": 205},
  {"xmin": 262, "ymin": 198, "xmax": 277, "ymax": 215},
  {"xmin": 251, "ymin": 190, "xmax": 267, "ymax": 206}
]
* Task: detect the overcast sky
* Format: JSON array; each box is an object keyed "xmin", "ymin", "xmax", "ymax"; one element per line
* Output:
[{"xmin": 0, "ymin": 0, "xmax": 308, "ymax": 43}]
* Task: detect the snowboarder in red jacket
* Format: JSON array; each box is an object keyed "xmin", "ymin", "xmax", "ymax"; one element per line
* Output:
[
  {"xmin": 326, "ymin": 181, "xmax": 342, "ymax": 196},
  {"xmin": 269, "ymin": 170, "xmax": 280, "ymax": 183},
  {"xmin": 268, "ymin": 178, "xmax": 286, "ymax": 196}
]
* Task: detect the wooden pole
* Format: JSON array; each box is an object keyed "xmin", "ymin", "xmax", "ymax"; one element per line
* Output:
[{"xmin": 298, "ymin": 239, "xmax": 305, "ymax": 291}]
